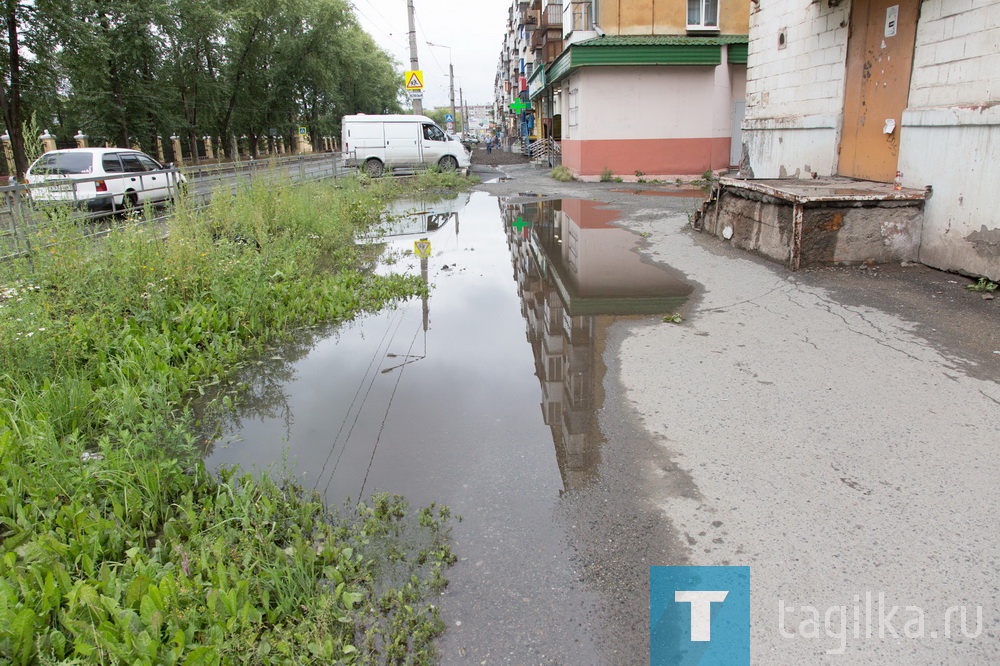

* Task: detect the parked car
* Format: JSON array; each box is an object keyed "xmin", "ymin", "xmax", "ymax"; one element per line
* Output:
[
  {"xmin": 462, "ymin": 134, "xmax": 481, "ymax": 144},
  {"xmin": 25, "ymin": 147, "xmax": 186, "ymax": 214}
]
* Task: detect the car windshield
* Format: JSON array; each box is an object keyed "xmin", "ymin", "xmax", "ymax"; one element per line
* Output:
[{"xmin": 30, "ymin": 152, "xmax": 94, "ymax": 175}]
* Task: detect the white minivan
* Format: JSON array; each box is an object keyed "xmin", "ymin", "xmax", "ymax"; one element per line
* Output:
[
  {"xmin": 25, "ymin": 147, "xmax": 186, "ymax": 215},
  {"xmin": 341, "ymin": 114, "xmax": 471, "ymax": 177}
]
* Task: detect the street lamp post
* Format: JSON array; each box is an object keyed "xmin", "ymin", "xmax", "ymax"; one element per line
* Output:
[{"xmin": 426, "ymin": 42, "xmax": 457, "ymax": 134}]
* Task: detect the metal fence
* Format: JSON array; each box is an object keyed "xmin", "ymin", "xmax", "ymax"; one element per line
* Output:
[{"xmin": 0, "ymin": 152, "xmax": 347, "ymax": 261}]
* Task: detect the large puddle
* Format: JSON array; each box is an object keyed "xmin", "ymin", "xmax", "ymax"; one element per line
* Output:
[{"xmin": 202, "ymin": 191, "xmax": 693, "ymax": 661}]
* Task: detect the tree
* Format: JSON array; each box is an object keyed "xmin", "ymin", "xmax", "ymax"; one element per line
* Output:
[
  {"xmin": 0, "ymin": 0, "xmax": 406, "ymax": 173},
  {"xmin": 0, "ymin": 1, "xmax": 55, "ymax": 178},
  {"xmin": 425, "ymin": 108, "xmax": 462, "ymax": 131}
]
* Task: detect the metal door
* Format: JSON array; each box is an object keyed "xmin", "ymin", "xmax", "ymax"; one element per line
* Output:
[
  {"xmin": 839, "ymin": 0, "xmax": 919, "ymax": 182},
  {"xmin": 731, "ymin": 100, "xmax": 746, "ymax": 169}
]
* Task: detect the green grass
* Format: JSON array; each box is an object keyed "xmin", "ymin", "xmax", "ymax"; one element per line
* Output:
[
  {"xmin": 965, "ymin": 277, "xmax": 997, "ymax": 292},
  {"xmin": 0, "ymin": 169, "xmax": 472, "ymax": 664}
]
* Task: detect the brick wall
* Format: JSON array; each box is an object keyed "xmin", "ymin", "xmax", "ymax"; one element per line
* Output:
[
  {"xmin": 744, "ymin": 0, "xmax": 849, "ymax": 121},
  {"xmin": 908, "ymin": 0, "xmax": 1000, "ymax": 108}
]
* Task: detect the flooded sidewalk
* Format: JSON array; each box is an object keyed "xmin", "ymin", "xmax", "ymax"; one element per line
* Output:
[{"xmin": 204, "ymin": 191, "xmax": 695, "ymax": 663}]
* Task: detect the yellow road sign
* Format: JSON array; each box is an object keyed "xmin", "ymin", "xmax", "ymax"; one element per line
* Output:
[
  {"xmin": 414, "ymin": 239, "xmax": 431, "ymax": 258},
  {"xmin": 404, "ymin": 70, "xmax": 424, "ymax": 90}
]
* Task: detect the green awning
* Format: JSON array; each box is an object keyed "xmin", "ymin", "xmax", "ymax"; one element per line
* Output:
[{"xmin": 546, "ymin": 34, "xmax": 749, "ymax": 84}]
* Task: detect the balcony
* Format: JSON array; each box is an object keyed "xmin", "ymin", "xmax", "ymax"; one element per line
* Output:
[
  {"xmin": 531, "ymin": 26, "xmax": 544, "ymax": 49},
  {"xmin": 566, "ymin": 1, "xmax": 593, "ymax": 32},
  {"xmin": 542, "ymin": 3, "xmax": 563, "ymax": 29}
]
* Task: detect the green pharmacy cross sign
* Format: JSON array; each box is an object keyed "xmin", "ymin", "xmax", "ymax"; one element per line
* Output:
[
  {"xmin": 509, "ymin": 99, "xmax": 531, "ymax": 113},
  {"xmin": 512, "ymin": 216, "xmax": 531, "ymax": 232}
]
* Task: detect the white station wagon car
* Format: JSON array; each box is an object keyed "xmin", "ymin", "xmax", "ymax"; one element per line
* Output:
[{"xmin": 25, "ymin": 147, "xmax": 186, "ymax": 214}]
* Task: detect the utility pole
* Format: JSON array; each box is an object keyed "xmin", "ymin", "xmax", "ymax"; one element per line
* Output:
[
  {"xmin": 461, "ymin": 89, "xmax": 470, "ymax": 135},
  {"xmin": 449, "ymin": 61, "xmax": 456, "ymax": 133},
  {"xmin": 406, "ymin": 0, "xmax": 422, "ymax": 115}
]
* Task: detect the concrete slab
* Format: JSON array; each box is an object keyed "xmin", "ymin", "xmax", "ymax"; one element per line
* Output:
[{"xmin": 698, "ymin": 177, "xmax": 927, "ymax": 269}]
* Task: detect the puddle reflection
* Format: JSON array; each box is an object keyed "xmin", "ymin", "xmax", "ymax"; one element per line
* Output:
[
  {"xmin": 201, "ymin": 195, "xmax": 692, "ymax": 499},
  {"xmin": 504, "ymin": 199, "xmax": 692, "ymax": 489}
]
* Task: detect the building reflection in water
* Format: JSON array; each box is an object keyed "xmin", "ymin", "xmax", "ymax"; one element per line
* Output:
[{"xmin": 503, "ymin": 198, "xmax": 692, "ymax": 492}]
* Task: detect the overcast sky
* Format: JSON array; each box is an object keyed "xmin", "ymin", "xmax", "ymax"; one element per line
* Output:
[{"xmin": 352, "ymin": 0, "xmax": 512, "ymax": 110}]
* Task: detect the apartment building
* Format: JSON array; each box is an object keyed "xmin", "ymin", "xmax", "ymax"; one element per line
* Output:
[{"xmin": 497, "ymin": 0, "xmax": 750, "ymax": 178}]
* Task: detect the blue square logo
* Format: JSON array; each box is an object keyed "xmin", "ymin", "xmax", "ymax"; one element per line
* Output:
[{"xmin": 650, "ymin": 566, "xmax": 750, "ymax": 666}]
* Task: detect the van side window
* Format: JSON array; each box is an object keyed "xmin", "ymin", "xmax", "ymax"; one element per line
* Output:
[{"xmin": 422, "ymin": 124, "xmax": 446, "ymax": 142}]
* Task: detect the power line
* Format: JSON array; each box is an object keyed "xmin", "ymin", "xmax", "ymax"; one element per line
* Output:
[{"xmin": 358, "ymin": 314, "xmax": 423, "ymax": 502}]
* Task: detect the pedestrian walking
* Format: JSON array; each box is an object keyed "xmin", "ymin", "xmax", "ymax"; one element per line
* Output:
[{"xmin": 485, "ymin": 134, "xmax": 492, "ymax": 154}]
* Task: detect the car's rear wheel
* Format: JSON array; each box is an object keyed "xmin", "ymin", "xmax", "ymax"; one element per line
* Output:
[
  {"xmin": 120, "ymin": 192, "xmax": 139, "ymax": 213},
  {"xmin": 172, "ymin": 181, "xmax": 188, "ymax": 203},
  {"xmin": 363, "ymin": 158, "xmax": 384, "ymax": 178},
  {"xmin": 438, "ymin": 155, "xmax": 458, "ymax": 172}
]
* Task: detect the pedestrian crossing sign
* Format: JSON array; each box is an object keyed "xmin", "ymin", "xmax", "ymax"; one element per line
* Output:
[
  {"xmin": 414, "ymin": 239, "xmax": 431, "ymax": 258},
  {"xmin": 404, "ymin": 70, "xmax": 424, "ymax": 90}
]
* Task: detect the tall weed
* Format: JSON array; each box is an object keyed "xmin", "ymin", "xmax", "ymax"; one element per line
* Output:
[{"xmin": 0, "ymin": 171, "xmax": 452, "ymax": 664}]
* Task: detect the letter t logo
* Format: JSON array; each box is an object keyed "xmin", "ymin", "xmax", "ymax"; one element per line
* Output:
[{"xmin": 675, "ymin": 591, "xmax": 729, "ymax": 641}]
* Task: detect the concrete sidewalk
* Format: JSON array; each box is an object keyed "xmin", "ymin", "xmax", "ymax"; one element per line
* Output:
[{"xmin": 476, "ymin": 163, "xmax": 1000, "ymax": 663}]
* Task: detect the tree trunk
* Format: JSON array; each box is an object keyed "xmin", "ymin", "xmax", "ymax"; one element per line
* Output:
[
  {"xmin": 98, "ymin": 12, "xmax": 130, "ymax": 147},
  {"xmin": 188, "ymin": 131, "xmax": 198, "ymax": 164},
  {"xmin": 1, "ymin": 3, "xmax": 30, "ymax": 179}
]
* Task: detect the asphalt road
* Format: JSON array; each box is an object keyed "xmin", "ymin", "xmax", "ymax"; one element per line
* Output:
[{"xmin": 473, "ymin": 162, "xmax": 1000, "ymax": 664}]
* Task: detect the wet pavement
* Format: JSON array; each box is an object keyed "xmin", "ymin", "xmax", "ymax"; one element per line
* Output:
[
  {"xmin": 204, "ymin": 162, "xmax": 1000, "ymax": 664},
  {"xmin": 476, "ymin": 164, "xmax": 1000, "ymax": 663}
]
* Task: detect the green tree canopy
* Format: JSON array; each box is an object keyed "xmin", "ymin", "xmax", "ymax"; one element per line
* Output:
[{"xmin": 0, "ymin": 0, "xmax": 404, "ymax": 174}]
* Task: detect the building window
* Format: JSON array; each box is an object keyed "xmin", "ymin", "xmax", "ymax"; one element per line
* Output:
[{"xmin": 687, "ymin": 0, "xmax": 719, "ymax": 30}]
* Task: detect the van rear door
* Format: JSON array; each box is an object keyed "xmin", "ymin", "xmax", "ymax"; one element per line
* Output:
[{"xmin": 384, "ymin": 121, "xmax": 420, "ymax": 167}]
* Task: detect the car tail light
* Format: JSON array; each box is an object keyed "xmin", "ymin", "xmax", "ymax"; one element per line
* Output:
[{"xmin": 95, "ymin": 180, "xmax": 107, "ymax": 192}]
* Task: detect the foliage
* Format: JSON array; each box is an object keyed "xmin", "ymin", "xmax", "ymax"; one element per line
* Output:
[
  {"xmin": 0, "ymin": 172, "xmax": 455, "ymax": 663},
  {"xmin": 408, "ymin": 168, "xmax": 480, "ymax": 191},
  {"xmin": 1, "ymin": 0, "xmax": 404, "ymax": 173},
  {"xmin": 599, "ymin": 167, "xmax": 613, "ymax": 183},
  {"xmin": 423, "ymin": 109, "xmax": 463, "ymax": 131},
  {"xmin": 965, "ymin": 277, "xmax": 997, "ymax": 292},
  {"xmin": 662, "ymin": 312, "xmax": 684, "ymax": 324},
  {"xmin": 550, "ymin": 165, "xmax": 574, "ymax": 182}
]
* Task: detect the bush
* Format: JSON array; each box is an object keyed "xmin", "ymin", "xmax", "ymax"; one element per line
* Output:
[
  {"xmin": 550, "ymin": 165, "xmax": 574, "ymax": 182},
  {"xmin": 600, "ymin": 167, "xmax": 614, "ymax": 182}
]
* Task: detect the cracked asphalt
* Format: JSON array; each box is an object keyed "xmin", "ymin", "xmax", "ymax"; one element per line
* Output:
[{"xmin": 471, "ymin": 162, "xmax": 1000, "ymax": 663}]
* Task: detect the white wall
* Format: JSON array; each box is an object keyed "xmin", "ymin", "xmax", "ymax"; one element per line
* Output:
[
  {"xmin": 742, "ymin": 0, "xmax": 850, "ymax": 177},
  {"xmin": 901, "ymin": 0, "xmax": 1000, "ymax": 280}
]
